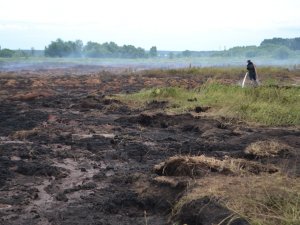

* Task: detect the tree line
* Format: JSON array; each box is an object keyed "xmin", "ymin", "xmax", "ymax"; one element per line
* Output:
[
  {"xmin": 44, "ymin": 39, "xmax": 157, "ymax": 58},
  {"xmin": 0, "ymin": 40, "xmax": 157, "ymax": 58},
  {"xmin": 260, "ymin": 37, "xmax": 300, "ymax": 50},
  {"xmin": 1, "ymin": 37, "xmax": 300, "ymax": 59},
  {"xmin": 212, "ymin": 37, "xmax": 300, "ymax": 59}
]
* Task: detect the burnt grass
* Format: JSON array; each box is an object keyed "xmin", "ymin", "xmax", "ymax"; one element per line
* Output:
[{"xmin": 0, "ymin": 67, "xmax": 299, "ymax": 225}]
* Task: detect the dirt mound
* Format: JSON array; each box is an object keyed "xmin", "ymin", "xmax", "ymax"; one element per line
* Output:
[
  {"xmin": 154, "ymin": 155, "xmax": 278, "ymax": 177},
  {"xmin": 244, "ymin": 140, "xmax": 294, "ymax": 157}
]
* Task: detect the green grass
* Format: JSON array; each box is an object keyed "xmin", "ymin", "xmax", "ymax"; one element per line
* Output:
[
  {"xmin": 117, "ymin": 82, "xmax": 300, "ymax": 126},
  {"xmin": 118, "ymin": 86, "xmax": 201, "ymax": 113},
  {"xmin": 199, "ymin": 82, "xmax": 300, "ymax": 126}
]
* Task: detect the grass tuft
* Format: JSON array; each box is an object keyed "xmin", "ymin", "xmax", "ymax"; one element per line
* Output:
[
  {"xmin": 154, "ymin": 155, "xmax": 278, "ymax": 177},
  {"xmin": 244, "ymin": 140, "xmax": 293, "ymax": 157}
]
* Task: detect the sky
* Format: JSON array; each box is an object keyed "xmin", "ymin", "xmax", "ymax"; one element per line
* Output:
[{"xmin": 0, "ymin": 0, "xmax": 300, "ymax": 51}]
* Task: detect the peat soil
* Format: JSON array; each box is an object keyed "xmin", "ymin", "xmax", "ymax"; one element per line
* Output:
[{"xmin": 0, "ymin": 67, "xmax": 299, "ymax": 225}]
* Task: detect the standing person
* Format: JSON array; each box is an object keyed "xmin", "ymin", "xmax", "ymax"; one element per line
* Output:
[{"xmin": 246, "ymin": 60, "xmax": 258, "ymax": 86}]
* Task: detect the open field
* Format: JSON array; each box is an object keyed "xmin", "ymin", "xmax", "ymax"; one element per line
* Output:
[{"xmin": 0, "ymin": 65, "xmax": 299, "ymax": 225}]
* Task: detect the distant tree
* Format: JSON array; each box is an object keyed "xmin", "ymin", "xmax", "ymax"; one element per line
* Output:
[
  {"xmin": 14, "ymin": 49, "xmax": 28, "ymax": 58},
  {"xmin": 121, "ymin": 45, "xmax": 146, "ymax": 58},
  {"xmin": 45, "ymin": 39, "xmax": 83, "ymax": 57},
  {"xmin": 182, "ymin": 50, "xmax": 192, "ymax": 57},
  {"xmin": 103, "ymin": 42, "xmax": 120, "ymax": 57},
  {"xmin": 0, "ymin": 48, "xmax": 15, "ymax": 58},
  {"xmin": 45, "ymin": 38, "xmax": 65, "ymax": 57},
  {"xmin": 83, "ymin": 41, "xmax": 107, "ymax": 57},
  {"xmin": 73, "ymin": 40, "xmax": 83, "ymax": 57},
  {"xmin": 290, "ymin": 37, "xmax": 300, "ymax": 50},
  {"xmin": 149, "ymin": 46, "xmax": 157, "ymax": 57},
  {"xmin": 46, "ymin": 38, "xmax": 148, "ymax": 58},
  {"xmin": 260, "ymin": 37, "xmax": 300, "ymax": 50},
  {"xmin": 261, "ymin": 38, "xmax": 288, "ymax": 47}
]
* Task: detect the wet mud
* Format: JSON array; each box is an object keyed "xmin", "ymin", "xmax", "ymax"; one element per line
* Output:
[{"xmin": 0, "ymin": 67, "xmax": 299, "ymax": 225}]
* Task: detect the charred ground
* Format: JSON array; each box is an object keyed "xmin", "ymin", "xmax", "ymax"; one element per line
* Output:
[{"xmin": 0, "ymin": 66, "xmax": 299, "ymax": 225}]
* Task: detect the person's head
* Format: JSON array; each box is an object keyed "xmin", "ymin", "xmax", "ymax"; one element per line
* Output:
[{"xmin": 247, "ymin": 59, "xmax": 251, "ymax": 63}]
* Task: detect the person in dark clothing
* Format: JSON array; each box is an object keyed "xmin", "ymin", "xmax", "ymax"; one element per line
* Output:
[{"xmin": 246, "ymin": 60, "xmax": 258, "ymax": 86}]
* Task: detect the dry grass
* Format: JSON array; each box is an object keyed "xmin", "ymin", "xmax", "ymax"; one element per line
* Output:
[
  {"xmin": 172, "ymin": 174, "xmax": 300, "ymax": 225},
  {"xmin": 244, "ymin": 140, "xmax": 294, "ymax": 157},
  {"xmin": 11, "ymin": 90, "xmax": 54, "ymax": 101},
  {"xmin": 163, "ymin": 155, "xmax": 300, "ymax": 224},
  {"xmin": 154, "ymin": 155, "xmax": 278, "ymax": 177},
  {"xmin": 12, "ymin": 128, "xmax": 39, "ymax": 140}
]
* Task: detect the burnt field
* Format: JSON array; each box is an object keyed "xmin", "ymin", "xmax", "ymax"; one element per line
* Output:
[{"xmin": 0, "ymin": 66, "xmax": 299, "ymax": 225}]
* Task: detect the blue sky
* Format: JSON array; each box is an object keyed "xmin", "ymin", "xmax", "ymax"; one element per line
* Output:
[{"xmin": 1, "ymin": 0, "xmax": 300, "ymax": 50}]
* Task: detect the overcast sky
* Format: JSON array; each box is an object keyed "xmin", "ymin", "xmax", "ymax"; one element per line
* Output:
[{"xmin": 1, "ymin": 0, "xmax": 300, "ymax": 51}]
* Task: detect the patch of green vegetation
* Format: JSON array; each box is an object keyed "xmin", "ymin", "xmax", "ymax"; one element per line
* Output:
[
  {"xmin": 117, "ymin": 82, "xmax": 300, "ymax": 126},
  {"xmin": 199, "ymin": 82, "xmax": 299, "ymax": 125},
  {"xmin": 119, "ymin": 87, "xmax": 201, "ymax": 113}
]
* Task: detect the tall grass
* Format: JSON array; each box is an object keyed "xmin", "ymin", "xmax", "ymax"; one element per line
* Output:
[
  {"xmin": 117, "ymin": 82, "xmax": 300, "ymax": 126},
  {"xmin": 118, "ymin": 86, "xmax": 201, "ymax": 113},
  {"xmin": 198, "ymin": 82, "xmax": 299, "ymax": 125}
]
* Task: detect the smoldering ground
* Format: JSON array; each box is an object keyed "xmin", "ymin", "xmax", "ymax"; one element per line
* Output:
[{"xmin": 0, "ymin": 67, "xmax": 299, "ymax": 225}]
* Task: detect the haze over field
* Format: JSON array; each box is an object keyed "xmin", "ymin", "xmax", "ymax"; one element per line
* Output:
[{"xmin": 1, "ymin": 0, "xmax": 300, "ymax": 51}]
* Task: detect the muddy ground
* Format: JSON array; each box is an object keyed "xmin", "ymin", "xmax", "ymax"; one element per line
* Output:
[{"xmin": 0, "ymin": 66, "xmax": 299, "ymax": 225}]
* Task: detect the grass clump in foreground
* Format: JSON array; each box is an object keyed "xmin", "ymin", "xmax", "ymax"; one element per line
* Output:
[
  {"xmin": 117, "ymin": 82, "xmax": 300, "ymax": 126},
  {"xmin": 156, "ymin": 155, "xmax": 300, "ymax": 225},
  {"xmin": 172, "ymin": 174, "xmax": 300, "ymax": 225}
]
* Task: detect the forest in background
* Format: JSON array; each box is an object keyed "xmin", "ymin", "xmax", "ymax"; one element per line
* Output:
[{"xmin": 0, "ymin": 37, "xmax": 300, "ymax": 60}]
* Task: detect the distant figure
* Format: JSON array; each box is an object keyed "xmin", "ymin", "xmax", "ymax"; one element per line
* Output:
[{"xmin": 246, "ymin": 60, "xmax": 258, "ymax": 86}]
